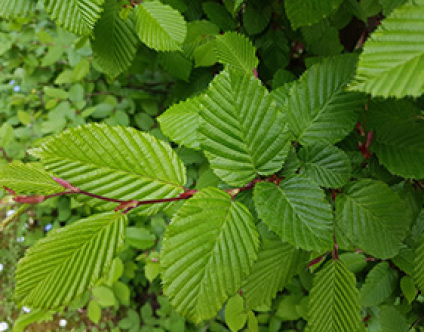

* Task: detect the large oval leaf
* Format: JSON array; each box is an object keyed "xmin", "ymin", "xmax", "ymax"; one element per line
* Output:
[
  {"xmin": 161, "ymin": 188, "xmax": 259, "ymax": 323},
  {"xmin": 30, "ymin": 123, "xmax": 186, "ymax": 215},
  {"xmin": 15, "ymin": 212, "xmax": 126, "ymax": 308}
]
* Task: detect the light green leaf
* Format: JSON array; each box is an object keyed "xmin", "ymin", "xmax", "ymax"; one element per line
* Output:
[
  {"xmin": 225, "ymin": 294, "xmax": 247, "ymax": 332},
  {"xmin": 30, "ymin": 123, "xmax": 186, "ymax": 215},
  {"xmin": 285, "ymin": 54, "xmax": 364, "ymax": 145},
  {"xmin": 158, "ymin": 96, "xmax": 202, "ymax": 150},
  {"xmin": 92, "ymin": 285, "xmax": 116, "ymax": 307},
  {"xmin": 349, "ymin": 0, "xmax": 424, "ymax": 98},
  {"xmin": 161, "ymin": 188, "xmax": 259, "ymax": 323},
  {"xmin": 366, "ymin": 100, "xmax": 424, "ymax": 179},
  {"xmin": 414, "ymin": 233, "xmax": 424, "ymax": 293},
  {"xmin": 298, "ymin": 143, "xmax": 351, "ymax": 188},
  {"xmin": 112, "ymin": 281, "xmax": 130, "ymax": 305},
  {"xmin": 135, "ymin": 0, "xmax": 187, "ymax": 51},
  {"xmin": 92, "ymin": 0, "xmax": 139, "ymax": 78},
  {"xmin": 44, "ymin": 0, "xmax": 104, "ymax": 36},
  {"xmin": 254, "ymin": 178, "xmax": 333, "ymax": 251},
  {"xmin": 13, "ymin": 309, "xmax": 54, "ymax": 332},
  {"xmin": 0, "ymin": 0, "xmax": 34, "ymax": 18},
  {"xmin": 194, "ymin": 40, "xmax": 217, "ymax": 67},
  {"xmin": 199, "ymin": 68, "xmax": 291, "ymax": 187},
  {"xmin": 107, "ymin": 257, "xmax": 124, "ymax": 284},
  {"xmin": 15, "ymin": 212, "xmax": 126, "ymax": 308},
  {"xmin": 307, "ymin": 260, "xmax": 362, "ymax": 332},
  {"xmin": 360, "ymin": 262, "xmax": 398, "ymax": 307},
  {"xmin": 126, "ymin": 227, "xmax": 156, "ymax": 249},
  {"xmin": 246, "ymin": 311, "xmax": 258, "ymax": 332},
  {"xmin": 0, "ymin": 162, "xmax": 63, "ymax": 195},
  {"xmin": 88, "ymin": 300, "xmax": 101, "ymax": 324},
  {"xmin": 215, "ymin": 31, "xmax": 259, "ymax": 73},
  {"xmin": 73, "ymin": 58, "xmax": 90, "ymax": 81},
  {"xmin": 242, "ymin": 226, "xmax": 307, "ymax": 309},
  {"xmin": 336, "ymin": 179, "xmax": 412, "ymax": 259},
  {"xmin": 285, "ymin": 0, "xmax": 344, "ymax": 29}
]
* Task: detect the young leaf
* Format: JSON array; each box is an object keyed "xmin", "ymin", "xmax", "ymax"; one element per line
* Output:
[
  {"xmin": 44, "ymin": 0, "xmax": 104, "ymax": 36},
  {"xmin": 285, "ymin": 0, "xmax": 344, "ymax": 29},
  {"xmin": 0, "ymin": 0, "xmax": 34, "ymax": 18},
  {"xmin": 336, "ymin": 179, "xmax": 412, "ymax": 259},
  {"xmin": 285, "ymin": 54, "xmax": 364, "ymax": 145},
  {"xmin": 92, "ymin": 0, "xmax": 139, "ymax": 78},
  {"xmin": 88, "ymin": 300, "xmax": 101, "ymax": 324},
  {"xmin": 30, "ymin": 123, "xmax": 186, "ymax": 215},
  {"xmin": 135, "ymin": 0, "xmax": 187, "ymax": 51},
  {"xmin": 215, "ymin": 32, "xmax": 259, "ymax": 73},
  {"xmin": 13, "ymin": 309, "xmax": 54, "ymax": 332},
  {"xmin": 254, "ymin": 178, "xmax": 333, "ymax": 251},
  {"xmin": 14, "ymin": 212, "xmax": 127, "ymax": 308},
  {"xmin": 161, "ymin": 188, "xmax": 259, "ymax": 323},
  {"xmin": 242, "ymin": 225, "xmax": 307, "ymax": 309},
  {"xmin": 225, "ymin": 294, "xmax": 247, "ymax": 332},
  {"xmin": 158, "ymin": 95, "xmax": 203, "ymax": 150},
  {"xmin": 0, "ymin": 162, "xmax": 63, "ymax": 195},
  {"xmin": 307, "ymin": 260, "xmax": 362, "ymax": 332},
  {"xmin": 199, "ymin": 68, "xmax": 291, "ymax": 187},
  {"xmin": 298, "ymin": 143, "xmax": 351, "ymax": 188},
  {"xmin": 349, "ymin": 0, "xmax": 424, "ymax": 98},
  {"xmin": 360, "ymin": 262, "xmax": 398, "ymax": 307}
]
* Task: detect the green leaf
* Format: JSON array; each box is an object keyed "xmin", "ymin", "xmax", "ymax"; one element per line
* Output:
[
  {"xmin": 379, "ymin": 0, "xmax": 407, "ymax": 15},
  {"xmin": 215, "ymin": 31, "xmax": 259, "ymax": 73},
  {"xmin": 298, "ymin": 143, "xmax": 351, "ymax": 188},
  {"xmin": 0, "ymin": 0, "xmax": 34, "ymax": 18},
  {"xmin": 158, "ymin": 96, "xmax": 202, "ymax": 150},
  {"xmin": 246, "ymin": 311, "xmax": 258, "ymax": 332},
  {"xmin": 349, "ymin": 0, "xmax": 424, "ymax": 98},
  {"xmin": 194, "ymin": 40, "xmax": 217, "ymax": 67},
  {"xmin": 44, "ymin": 87, "xmax": 69, "ymax": 100},
  {"xmin": 285, "ymin": 0, "xmax": 344, "ymax": 29},
  {"xmin": 13, "ymin": 309, "xmax": 54, "ymax": 332},
  {"xmin": 44, "ymin": 0, "xmax": 104, "ymax": 36},
  {"xmin": 414, "ymin": 233, "xmax": 424, "ymax": 293},
  {"xmin": 30, "ymin": 123, "xmax": 186, "ymax": 215},
  {"xmin": 92, "ymin": 285, "xmax": 116, "ymax": 307},
  {"xmin": 107, "ymin": 257, "xmax": 124, "ymax": 284},
  {"xmin": 225, "ymin": 294, "xmax": 247, "ymax": 332},
  {"xmin": 243, "ymin": 2, "xmax": 271, "ymax": 35},
  {"xmin": 126, "ymin": 227, "xmax": 156, "ymax": 249},
  {"xmin": 285, "ymin": 54, "xmax": 364, "ymax": 145},
  {"xmin": 88, "ymin": 300, "xmax": 101, "ymax": 324},
  {"xmin": 307, "ymin": 260, "xmax": 362, "ymax": 332},
  {"xmin": 366, "ymin": 100, "xmax": 424, "ymax": 179},
  {"xmin": 161, "ymin": 188, "xmax": 259, "ymax": 323},
  {"xmin": 242, "ymin": 226, "xmax": 307, "ymax": 309},
  {"xmin": 376, "ymin": 306, "xmax": 409, "ymax": 332},
  {"xmin": 14, "ymin": 212, "xmax": 127, "ymax": 308},
  {"xmin": 360, "ymin": 262, "xmax": 398, "ymax": 307},
  {"xmin": 202, "ymin": 2, "xmax": 237, "ymax": 31},
  {"xmin": 92, "ymin": 0, "xmax": 139, "ymax": 78},
  {"xmin": 400, "ymin": 276, "xmax": 417, "ymax": 303},
  {"xmin": 73, "ymin": 58, "xmax": 90, "ymax": 81},
  {"xmin": 145, "ymin": 259, "xmax": 160, "ymax": 283},
  {"xmin": 302, "ymin": 20, "xmax": 343, "ymax": 56},
  {"xmin": 199, "ymin": 68, "xmax": 291, "ymax": 187},
  {"xmin": 158, "ymin": 51, "xmax": 192, "ymax": 81},
  {"xmin": 336, "ymin": 179, "xmax": 412, "ymax": 259},
  {"xmin": 254, "ymin": 178, "xmax": 333, "ymax": 251},
  {"xmin": 0, "ymin": 162, "xmax": 63, "ymax": 195},
  {"xmin": 112, "ymin": 281, "xmax": 130, "ymax": 305},
  {"xmin": 135, "ymin": 0, "xmax": 187, "ymax": 51}
]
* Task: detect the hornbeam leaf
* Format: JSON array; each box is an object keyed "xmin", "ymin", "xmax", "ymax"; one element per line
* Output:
[
  {"xmin": 30, "ymin": 123, "xmax": 186, "ymax": 215},
  {"xmin": 161, "ymin": 188, "xmax": 259, "ymax": 323},
  {"xmin": 0, "ymin": 162, "xmax": 63, "ymax": 195},
  {"xmin": 360, "ymin": 262, "xmax": 398, "ymax": 307},
  {"xmin": 158, "ymin": 95, "xmax": 203, "ymax": 150},
  {"xmin": 44, "ymin": 0, "xmax": 104, "ymax": 36},
  {"xmin": 15, "ymin": 212, "xmax": 126, "ymax": 308},
  {"xmin": 0, "ymin": 0, "xmax": 34, "ymax": 18},
  {"xmin": 366, "ymin": 100, "xmax": 424, "ymax": 179},
  {"xmin": 253, "ymin": 177, "xmax": 334, "ymax": 251},
  {"xmin": 135, "ymin": 0, "xmax": 187, "ymax": 51},
  {"xmin": 242, "ymin": 225, "xmax": 307, "ymax": 309},
  {"xmin": 92, "ymin": 0, "xmax": 139, "ymax": 78},
  {"xmin": 414, "ymin": 233, "xmax": 424, "ymax": 293},
  {"xmin": 215, "ymin": 31, "xmax": 259, "ymax": 73},
  {"xmin": 285, "ymin": 54, "xmax": 365, "ymax": 145},
  {"xmin": 285, "ymin": 0, "xmax": 344, "ymax": 30},
  {"xmin": 336, "ymin": 179, "xmax": 412, "ymax": 259},
  {"xmin": 376, "ymin": 306, "xmax": 410, "ymax": 332},
  {"xmin": 199, "ymin": 68, "xmax": 291, "ymax": 187},
  {"xmin": 298, "ymin": 143, "xmax": 351, "ymax": 188},
  {"xmin": 350, "ymin": 0, "xmax": 424, "ymax": 98},
  {"xmin": 307, "ymin": 260, "xmax": 362, "ymax": 332}
]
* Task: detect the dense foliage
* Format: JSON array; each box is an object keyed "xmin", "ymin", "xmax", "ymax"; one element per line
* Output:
[{"xmin": 1, "ymin": 0, "xmax": 424, "ymax": 331}]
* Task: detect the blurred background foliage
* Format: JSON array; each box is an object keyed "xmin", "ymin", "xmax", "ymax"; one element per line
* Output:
[{"xmin": 0, "ymin": 0, "xmax": 419, "ymax": 331}]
